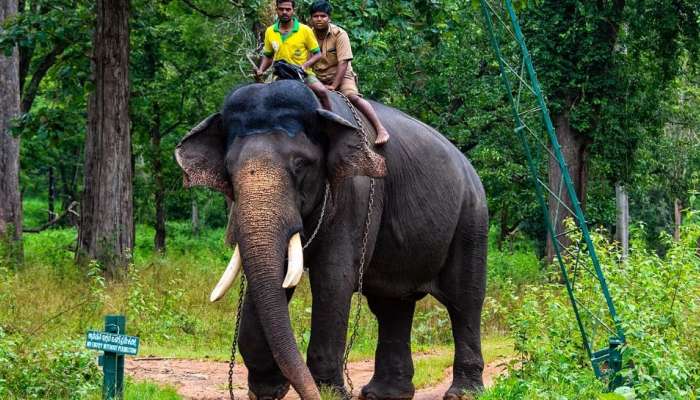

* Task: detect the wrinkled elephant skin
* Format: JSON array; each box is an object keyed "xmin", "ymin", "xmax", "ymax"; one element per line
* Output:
[{"xmin": 175, "ymin": 81, "xmax": 487, "ymax": 400}]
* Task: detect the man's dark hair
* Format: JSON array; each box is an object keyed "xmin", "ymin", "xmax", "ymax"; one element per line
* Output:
[
  {"xmin": 309, "ymin": 0, "xmax": 332, "ymax": 16},
  {"xmin": 276, "ymin": 0, "xmax": 295, "ymax": 7}
]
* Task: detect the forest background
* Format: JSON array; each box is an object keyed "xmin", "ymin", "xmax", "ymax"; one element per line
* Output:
[{"xmin": 0, "ymin": 0, "xmax": 699, "ymax": 399}]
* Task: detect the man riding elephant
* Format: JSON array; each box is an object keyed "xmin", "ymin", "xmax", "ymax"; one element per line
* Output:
[
  {"xmin": 308, "ymin": 0, "xmax": 390, "ymax": 145},
  {"xmin": 255, "ymin": 0, "xmax": 332, "ymax": 110}
]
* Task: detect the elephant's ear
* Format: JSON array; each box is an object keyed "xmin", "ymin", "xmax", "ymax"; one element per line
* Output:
[
  {"xmin": 175, "ymin": 113, "xmax": 233, "ymax": 199},
  {"xmin": 317, "ymin": 109, "xmax": 387, "ymax": 185}
]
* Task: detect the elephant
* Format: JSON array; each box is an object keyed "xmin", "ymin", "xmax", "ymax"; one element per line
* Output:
[{"xmin": 175, "ymin": 80, "xmax": 487, "ymax": 400}]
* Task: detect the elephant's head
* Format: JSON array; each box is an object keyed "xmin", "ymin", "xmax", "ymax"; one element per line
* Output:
[{"xmin": 174, "ymin": 80, "xmax": 385, "ymax": 398}]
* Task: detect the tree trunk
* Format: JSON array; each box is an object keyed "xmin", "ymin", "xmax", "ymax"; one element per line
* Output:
[
  {"xmin": 674, "ymin": 199, "xmax": 681, "ymax": 242},
  {"xmin": 151, "ymin": 109, "xmax": 166, "ymax": 253},
  {"xmin": 546, "ymin": 111, "xmax": 589, "ymax": 262},
  {"xmin": 615, "ymin": 182, "xmax": 629, "ymax": 259},
  {"xmin": 78, "ymin": 0, "xmax": 133, "ymax": 278},
  {"xmin": 58, "ymin": 162, "xmax": 80, "ymax": 226},
  {"xmin": 191, "ymin": 199, "xmax": 200, "ymax": 236},
  {"xmin": 0, "ymin": 0, "xmax": 23, "ymax": 265},
  {"xmin": 48, "ymin": 166, "xmax": 56, "ymax": 222}
]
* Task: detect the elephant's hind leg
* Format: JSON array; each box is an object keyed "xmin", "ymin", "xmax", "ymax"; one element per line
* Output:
[
  {"xmin": 239, "ymin": 290, "xmax": 292, "ymax": 400},
  {"xmin": 360, "ymin": 296, "xmax": 416, "ymax": 400},
  {"xmin": 438, "ymin": 207, "xmax": 487, "ymax": 399}
]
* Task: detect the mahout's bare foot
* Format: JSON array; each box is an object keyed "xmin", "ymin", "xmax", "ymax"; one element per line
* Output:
[{"xmin": 375, "ymin": 127, "xmax": 390, "ymax": 146}]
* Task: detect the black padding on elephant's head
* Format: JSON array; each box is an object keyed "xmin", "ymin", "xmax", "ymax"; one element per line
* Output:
[
  {"xmin": 223, "ymin": 81, "xmax": 325, "ymax": 144},
  {"xmin": 317, "ymin": 108, "xmax": 387, "ymax": 186},
  {"xmin": 174, "ymin": 112, "xmax": 233, "ymax": 199}
]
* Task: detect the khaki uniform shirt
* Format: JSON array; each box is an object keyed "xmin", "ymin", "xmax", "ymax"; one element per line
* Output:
[{"xmin": 313, "ymin": 23, "xmax": 355, "ymax": 83}]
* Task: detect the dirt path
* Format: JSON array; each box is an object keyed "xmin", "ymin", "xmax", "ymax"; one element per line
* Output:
[{"xmin": 126, "ymin": 356, "xmax": 509, "ymax": 400}]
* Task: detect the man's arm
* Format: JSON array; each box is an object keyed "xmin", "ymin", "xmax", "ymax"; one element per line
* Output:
[
  {"xmin": 256, "ymin": 55, "xmax": 273, "ymax": 76},
  {"xmin": 326, "ymin": 30, "xmax": 353, "ymax": 90},
  {"xmin": 327, "ymin": 60, "xmax": 349, "ymax": 90},
  {"xmin": 302, "ymin": 27, "xmax": 322, "ymax": 71},
  {"xmin": 302, "ymin": 51, "xmax": 322, "ymax": 70},
  {"xmin": 256, "ymin": 28, "xmax": 274, "ymax": 76}
]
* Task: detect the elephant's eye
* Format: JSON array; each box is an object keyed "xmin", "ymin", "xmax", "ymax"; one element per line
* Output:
[{"xmin": 293, "ymin": 157, "xmax": 312, "ymax": 173}]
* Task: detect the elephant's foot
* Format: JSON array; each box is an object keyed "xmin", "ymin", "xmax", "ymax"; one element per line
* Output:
[
  {"xmin": 359, "ymin": 378, "xmax": 414, "ymax": 400},
  {"xmin": 247, "ymin": 380, "xmax": 290, "ymax": 400},
  {"xmin": 443, "ymin": 390, "xmax": 476, "ymax": 400},
  {"xmin": 443, "ymin": 379, "xmax": 483, "ymax": 400}
]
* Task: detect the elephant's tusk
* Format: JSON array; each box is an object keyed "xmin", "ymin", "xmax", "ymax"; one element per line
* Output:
[
  {"xmin": 282, "ymin": 233, "xmax": 304, "ymax": 289},
  {"xmin": 210, "ymin": 245, "xmax": 242, "ymax": 302}
]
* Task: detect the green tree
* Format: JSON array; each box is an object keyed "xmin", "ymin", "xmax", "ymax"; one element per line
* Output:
[
  {"xmin": 130, "ymin": 0, "xmax": 268, "ymax": 251},
  {"xmin": 1, "ymin": 0, "xmax": 92, "ymax": 232},
  {"xmin": 78, "ymin": 0, "xmax": 133, "ymax": 277},
  {"xmin": 520, "ymin": 0, "xmax": 699, "ymax": 258},
  {"xmin": 0, "ymin": 0, "xmax": 23, "ymax": 265}
]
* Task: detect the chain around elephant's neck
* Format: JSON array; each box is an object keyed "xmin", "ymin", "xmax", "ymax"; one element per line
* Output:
[
  {"xmin": 302, "ymin": 181, "xmax": 330, "ymax": 250},
  {"xmin": 334, "ymin": 89, "xmax": 376, "ymax": 396}
]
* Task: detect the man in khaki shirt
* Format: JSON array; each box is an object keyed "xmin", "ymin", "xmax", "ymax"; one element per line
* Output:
[{"xmin": 309, "ymin": 0, "xmax": 390, "ymax": 145}]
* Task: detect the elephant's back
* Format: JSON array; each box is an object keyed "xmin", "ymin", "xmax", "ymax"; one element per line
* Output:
[
  {"xmin": 360, "ymin": 100, "xmax": 487, "ymax": 294},
  {"xmin": 369, "ymin": 100, "xmax": 485, "ymax": 209}
]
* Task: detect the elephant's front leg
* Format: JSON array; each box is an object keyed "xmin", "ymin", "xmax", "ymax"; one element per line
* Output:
[
  {"xmin": 239, "ymin": 288, "xmax": 295, "ymax": 399},
  {"xmin": 306, "ymin": 255, "xmax": 355, "ymax": 397}
]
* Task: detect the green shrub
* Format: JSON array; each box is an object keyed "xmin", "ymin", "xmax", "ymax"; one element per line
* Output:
[
  {"xmin": 483, "ymin": 211, "xmax": 700, "ymax": 399},
  {"xmin": 0, "ymin": 330, "xmax": 100, "ymax": 399}
]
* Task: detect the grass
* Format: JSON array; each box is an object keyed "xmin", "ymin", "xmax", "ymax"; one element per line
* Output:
[
  {"xmin": 412, "ymin": 336, "xmax": 513, "ymax": 389},
  {"xmin": 5, "ymin": 223, "xmax": 520, "ymax": 361},
  {"xmin": 83, "ymin": 381, "xmax": 181, "ymax": 400},
  {"xmin": 0, "ymin": 198, "xmax": 531, "ymax": 398},
  {"xmin": 123, "ymin": 381, "xmax": 181, "ymax": 400}
]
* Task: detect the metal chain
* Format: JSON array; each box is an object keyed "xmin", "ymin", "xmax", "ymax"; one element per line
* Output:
[
  {"xmin": 334, "ymin": 91, "xmax": 371, "ymax": 147},
  {"xmin": 226, "ymin": 180, "xmax": 325, "ymax": 399},
  {"xmin": 303, "ymin": 182, "xmax": 330, "ymax": 250},
  {"xmin": 228, "ymin": 274, "xmax": 247, "ymax": 400},
  {"xmin": 334, "ymin": 90, "xmax": 376, "ymax": 397},
  {"xmin": 342, "ymin": 177, "xmax": 375, "ymax": 397},
  {"xmin": 226, "ymin": 93, "xmax": 373, "ymax": 399}
]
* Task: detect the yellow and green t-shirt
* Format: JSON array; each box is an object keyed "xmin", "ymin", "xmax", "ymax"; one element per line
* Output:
[{"xmin": 263, "ymin": 18, "xmax": 320, "ymax": 76}]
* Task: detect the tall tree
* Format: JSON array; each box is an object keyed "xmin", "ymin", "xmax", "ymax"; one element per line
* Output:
[
  {"xmin": 522, "ymin": 0, "xmax": 699, "ymax": 259},
  {"xmin": 0, "ymin": 0, "xmax": 23, "ymax": 265},
  {"xmin": 1, "ymin": 0, "xmax": 92, "ymax": 228},
  {"xmin": 78, "ymin": 0, "xmax": 133, "ymax": 277},
  {"xmin": 129, "ymin": 0, "xmax": 260, "ymax": 251}
]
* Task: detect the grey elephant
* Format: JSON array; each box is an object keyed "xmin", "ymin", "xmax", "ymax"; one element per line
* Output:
[{"xmin": 175, "ymin": 80, "xmax": 487, "ymax": 400}]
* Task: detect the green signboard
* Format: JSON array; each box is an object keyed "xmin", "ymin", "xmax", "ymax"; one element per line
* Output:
[{"xmin": 86, "ymin": 330, "xmax": 139, "ymax": 356}]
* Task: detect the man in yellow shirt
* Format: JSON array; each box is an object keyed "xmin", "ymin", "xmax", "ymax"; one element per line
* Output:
[
  {"xmin": 255, "ymin": 0, "xmax": 331, "ymax": 110},
  {"xmin": 309, "ymin": 0, "xmax": 390, "ymax": 145}
]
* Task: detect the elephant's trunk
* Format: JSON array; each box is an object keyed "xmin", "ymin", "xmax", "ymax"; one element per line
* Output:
[{"xmin": 234, "ymin": 158, "xmax": 320, "ymax": 399}]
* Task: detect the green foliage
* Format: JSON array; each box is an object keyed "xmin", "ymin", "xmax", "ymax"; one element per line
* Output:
[
  {"xmin": 482, "ymin": 212, "xmax": 700, "ymax": 399},
  {"xmin": 3, "ymin": 1, "xmax": 700, "ymax": 396},
  {"xmin": 4, "ymin": 0, "xmax": 699, "ymax": 251},
  {"xmin": 518, "ymin": 0, "xmax": 700, "ymax": 240},
  {"xmin": 0, "ymin": 331, "xmax": 100, "ymax": 399}
]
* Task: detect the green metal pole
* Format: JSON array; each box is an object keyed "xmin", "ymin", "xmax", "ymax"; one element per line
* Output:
[
  {"xmin": 502, "ymin": 0, "xmax": 625, "ymax": 343},
  {"xmin": 478, "ymin": 0, "xmax": 594, "ymax": 362},
  {"xmin": 102, "ymin": 315, "xmax": 125, "ymax": 400}
]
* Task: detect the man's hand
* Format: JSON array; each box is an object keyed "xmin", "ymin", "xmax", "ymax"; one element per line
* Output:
[
  {"xmin": 324, "ymin": 84, "xmax": 336, "ymax": 91},
  {"xmin": 256, "ymin": 56, "xmax": 273, "ymax": 80}
]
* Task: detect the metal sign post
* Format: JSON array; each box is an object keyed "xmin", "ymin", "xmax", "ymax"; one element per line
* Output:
[{"xmin": 86, "ymin": 315, "xmax": 140, "ymax": 399}]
